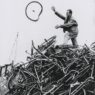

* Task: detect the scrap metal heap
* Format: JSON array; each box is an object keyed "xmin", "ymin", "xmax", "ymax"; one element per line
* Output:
[{"xmin": 1, "ymin": 36, "xmax": 95, "ymax": 95}]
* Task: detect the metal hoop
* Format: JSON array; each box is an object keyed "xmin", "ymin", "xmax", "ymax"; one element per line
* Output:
[{"xmin": 25, "ymin": 1, "xmax": 43, "ymax": 22}]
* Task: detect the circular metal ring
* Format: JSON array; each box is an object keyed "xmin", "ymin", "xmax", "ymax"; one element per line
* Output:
[{"xmin": 25, "ymin": 1, "xmax": 43, "ymax": 22}]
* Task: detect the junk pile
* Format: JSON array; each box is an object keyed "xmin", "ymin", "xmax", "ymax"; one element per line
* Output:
[{"xmin": 0, "ymin": 36, "xmax": 95, "ymax": 95}]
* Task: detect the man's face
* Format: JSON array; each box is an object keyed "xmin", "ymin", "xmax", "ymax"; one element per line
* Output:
[{"xmin": 66, "ymin": 10, "xmax": 72, "ymax": 18}]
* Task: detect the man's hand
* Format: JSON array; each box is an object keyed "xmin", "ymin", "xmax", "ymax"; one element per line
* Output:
[
  {"xmin": 55, "ymin": 25, "xmax": 64, "ymax": 29},
  {"xmin": 51, "ymin": 6, "xmax": 56, "ymax": 13},
  {"xmin": 55, "ymin": 25, "xmax": 60, "ymax": 29}
]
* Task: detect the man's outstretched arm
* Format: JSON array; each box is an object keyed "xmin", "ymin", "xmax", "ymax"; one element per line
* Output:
[
  {"xmin": 51, "ymin": 6, "xmax": 65, "ymax": 20},
  {"xmin": 60, "ymin": 20, "xmax": 78, "ymax": 28},
  {"xmin": 55, "ymin": 11, "xmax": 65, "ymax": 20}
]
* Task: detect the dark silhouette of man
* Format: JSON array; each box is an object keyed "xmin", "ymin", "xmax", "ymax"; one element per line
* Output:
[{"xmin": 51, "ymin": 7, "xmax": 79, "ymax": 47}]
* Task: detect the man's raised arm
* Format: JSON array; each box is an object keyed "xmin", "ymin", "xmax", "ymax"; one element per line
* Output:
[{"xmin": 51, "ymin": 6, "xmax": 65, "ymax": 20}]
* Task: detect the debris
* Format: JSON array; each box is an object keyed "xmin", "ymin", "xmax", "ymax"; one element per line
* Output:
[{"xmin": 0, "ymin": 36, "xmax": 95, "ymax": 95}]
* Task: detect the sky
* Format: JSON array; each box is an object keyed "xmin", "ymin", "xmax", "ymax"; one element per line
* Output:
[{"xmin": 0, "ymin": 0, "xmax": 95, "ymax": 66}]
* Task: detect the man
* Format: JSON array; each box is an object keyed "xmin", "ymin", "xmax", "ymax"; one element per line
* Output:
[{"xmin": 51, "ymin": 7, "xmax": 79, "ymax": 47}]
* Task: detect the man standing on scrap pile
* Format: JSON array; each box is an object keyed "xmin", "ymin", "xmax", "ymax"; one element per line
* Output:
[{"xmin": 51, "ymin": 7, "xmax": 79, "ymax": 48}]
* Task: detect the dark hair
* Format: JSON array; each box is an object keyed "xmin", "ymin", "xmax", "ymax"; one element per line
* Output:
[{"xmin": 67, "ymin": 9, "xmax": 72, "ymax": 14}]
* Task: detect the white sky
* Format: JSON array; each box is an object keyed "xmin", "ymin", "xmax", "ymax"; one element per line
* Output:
[{"xmin": 0, "ymin": 0, "xmax": 95, "ymax": 66}]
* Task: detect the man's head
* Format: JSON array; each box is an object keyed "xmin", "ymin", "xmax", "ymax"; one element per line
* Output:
[{"xmin": 66, "ymin": 9, "xmax": 72, "ymax": 18}]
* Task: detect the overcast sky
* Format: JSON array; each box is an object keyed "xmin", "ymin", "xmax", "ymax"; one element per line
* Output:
[{"xmin": 0, "ymin": 0, "xmax": 95, "ymax": 66}]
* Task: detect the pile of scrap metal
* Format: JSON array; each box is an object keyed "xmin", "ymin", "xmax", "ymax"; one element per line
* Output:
[{"xmin": 2, "ymin": 36, "xmax": 95, "ymax": 95}]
